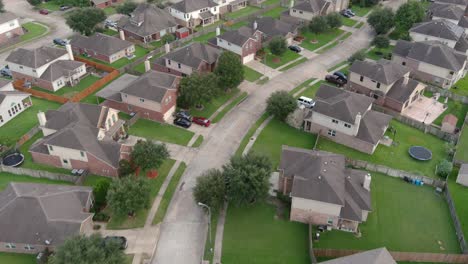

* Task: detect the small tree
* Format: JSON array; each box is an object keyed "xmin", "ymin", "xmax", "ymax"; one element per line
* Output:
[
  {"xmin": 178, "ymin": 73, "xmax": 219, "ymax": 109},
  {"xmin": 395, "ymin": 0, "xmax": 425, "ymax": 32},
  {"xmin": 214, "ymin": 51, "xmax": 244, "ymax": 91},
  {"xmin": 266, "ymin": 90, "xmax": 297, "ymax": 121},
  {"xmin": 436, "ymin": 159, "xmax": 453, "ymax": 179},
  {"xmin": 161, "ymin": 33, "xmax": 176, "ymax": 44},
  {"xmin": 445, "ymin": 142, "xmax": 457, "ymax": 160},
  {"xmin": 193, "ymin": 169, "xmax": 226, "ymax": 212},
  {"xmin": 348, "ymin": 49, "xmax": 366, "ymax": 63},
  {"xmin": 116, "ymin": 1, "xmax": 137, "ymax": 15},
  {"xmin": 118, "ymin": 159, "xmax": 134, "ymax": 177},
  {"xmin": 107, "ymin": 176, "xmax": 151, "ymax": 216},
  {"xmin": 372, "ymin": 35, "xmax": 390, "ymax": 49},
  {"xmin": 309, "ymin": 16, "xmax": 330, "ymax": 34},
  {"xmin": 66, "ymin": 8, "xmax": 106, "ymax": 36},
  {"xmin": 93, "ymin": 179, "xmax": 110, "ymax": 209},
  {"xmin": 367, "ymin": 7, "xmax": 395, "ymax": 34},
  {"xmin": 27, "ymin": 0, "xmax": 42, "ymax": 6},
  {"xmin": 326, "ymin": 12, "xmax": 343, "ymax": 29},
  {"xmin": 268, "ymin": 36, "xmax": 287, "ymax": 56},
  {"xmin": 130, "ymin": 140, "xmax": 169, "ymax": 172},
  {"xmin": 50, "ymin": 234, "xmax": 125, "ymax": 264}
]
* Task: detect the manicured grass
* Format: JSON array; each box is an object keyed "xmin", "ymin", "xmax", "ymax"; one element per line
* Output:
[
  {"xmin": 129, "ymin": 119, "xmax": 194, "ymax": 146},
  {"xmin": 38, "ymin": 1, "xmax": 61, "ymax": 11},
  {"xmin": 350, "ymin": 5, "xmax": 374, "ymax": 17},
  {"xmin": 432, "ymin": 96, "xmax": 468, "ymax": 128},
  {"xmin": 190, "ymin": 89, "xmax": 240, "ymax": 118},
  {"xmin": 455, "ymin": 127, "xmax": 468, "ymax": 163},
  {"xmin": 279, "ymin": 57, "xmax": 307, "ymax": 72},
  {"xmin": 152, "ymin": 162, "xmax": 187, "ymax": 225},
  {"xmin": 342, "ymin": 17, "xmax": 358, "ymax": 27},
  {"xmin": 257, "ymin": 77, "xmax": 269, "ymax": 85},
  {"xmin": 212, "ymin": 92, "xmax": 248, "ymax": 123},
  {"xmin": 318, "ymin": 120, "xmax": 448, "ymax": 178},
  {"xmin": 192, "ymin": 30, "xmax": 225, "ymax": 43},
  {"xmin": 300, "ymin": 29, "xmax": 344, "ymax": 52},
  {"xmin": 222, "ymin": 202, "xmax": 309, "ymax": 264},
  {"xmin": 0, "ymin": 97, "xmax": 61, "ymax": 147},
  {"xmin": 290, "ymin": 78, "xmax": 316, "ymax": 97},
  {"xmin": 106, "ymin": 159, "xmax": 176, "ymax": 229},
  {"xmin": 355, "ymin": 21, "xmax": 365, "ymax": 28},
  {"xmin": 262, "ymin": 7, "xmax": 287, "ymax": 19},
  {"xmin": 103, "ymin": 7, "xmax": 116, "ymax": 15},
  {"xmin": 264, "ymin": 49, "xmax": 301, "ymax": 69},
  {"xmin": 33, "ymin": 75, "xmax": 101, "ymax": 98},
  {"xmin": 365, "ymin": 45, "xmax": 395, "ymax": 61},
  {"xmin": 20, "ymin": 22, "xmax": 48, "ymax": 42},
  {"xmin": 299, "ymin": 80, "xmax": 323, "ymax": 98},
  {"xmin": 251, "ymin": 118, "xmax": 316, "ymax": 168},
  {"xmin": 228, "ymin": 21, "xmax": 249, "ymax": 30},
  {"xmin": 192, "ymin": 135, "xmax": 204, "ymax": 148},
  {"xmin": 235, "ymin": 113, "xmax": 269, "ymax": 156},
  {"xmin": 80, "ymin": 73, "xmax": 122, "ymax": 104},
  {"xmin": 0, "ymin": 252, "xmax": 35, "ymax": 264},
  {"xmin": 0, "ymin": 171, "xmax": 72, "ymax": 191},
  {"xmin": 133, "ymin": 62, "xmax": 146, "ymax": 74},
  {"xmin": 125, "ymin": 254, "xmax": 134, "ymax": 264},
  {"xmin": 244, "ymin": 66, "xmax": 263, "ymax": 82},
  {"xmin": 80, "ymin": 46, "xmax": 150, "ymax": 69},
  {"xmin": 224, "ymin": 6, "xmax": 261, "ymax": 20},
  {"xmin": 263, "ymin": 0, "xmax": 281, "ymax": 5},
  {"xmin": 448, "ymin": 168, "xmax": 468, "ymax": 245},
  {"xmin": 83, "ymin": 174, "xmax": 112, "ymax": 187},
  {"xmin": 327, "ymin": 61, "xmax": 348, "ymax": 73},
  {"xmin": 315, "ymin": 172, "xmax": 460, "ymax": 253},
  {"xmin": 102, "ymin": 28, "xmax": 118, "ymax": 36},
  {"xmin": 316, "ymin": 32, "xmax": 352, "ymax": 54},
  {"xmin": 452, "ymin": 76, "xmax": 468, "ymax": 97}
]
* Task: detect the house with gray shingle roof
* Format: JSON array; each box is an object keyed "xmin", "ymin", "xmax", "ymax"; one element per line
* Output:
[
  {"xmin": 0, "ymin": 79, "xmax": 31, "ymax": 128},
  {"xmin": 70, "ymin": 33, "xmax": 135, "ymax": 64},
  {"xmin": 90, "ymin": 0, "xmax": 124, "ymax": 9},
  {"xmin": 211, "ymin": 26, "xmax": 262, "ymax": 64},
  {"xmin": 434, "ymin": 0, "xmax": 468, "ymax": 8},
  {"xmin": 318, "ymin": 248, "xmax": 397, "ymax": 264},
  {"xmin": 289, "ymin": 0, "xmax": 347, "ymax": 21},
  {"xmin": 278, "ymin": 146, "xmax": 372, "ymax": 232},
  {"xmin": 409, "ymin": 20, "xmax": 465, "ymax": 49},
  {"xmin": 30, "ymin": 102, "xmax": 130, "ymax": 177},
  {"xmin": 0, "ymin": 12, "xmax": 24, "ymax": 46},
  {"xmin": 250, "ymin": 17, "xmax": 298, "ymax": 44},
  {"xmin": 392, "ymin": 40, "xmax": 467, "ymax": 89},
  {"xmin": 169, "ymin": 0, "xmax": 220, "ymax": 28},
  {"xmin": 428, "ymin": 3, "xmax": 464, "ymax": 24},
  {"xmin": 347, "ymin": 59, "xmax": 427, "ymax": 113},
  {"xmin": 0, "ymin": 182, "xmax": 93, "ymax": 254},
  {"xmin": 303, "ymin": 84, "xmax": 392, "ymax": 154}
]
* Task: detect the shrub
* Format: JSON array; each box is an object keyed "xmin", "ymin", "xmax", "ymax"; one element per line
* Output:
[
  {"xmin": 161, "ymin": 34, "xmax": 176, "ymax": 44},
  {"xmin": 348, "ymin": 49, "xmax": 366, "ymax": 63},
  {"xmin": 372, "ymin": 35, "xmax": 390, "ymax": 49},
  {"xmin": 268, "ymin": 36, "xmax": 287, "ymax": 56},
  {"xmin": 309, "ymin": 16, "xmax": 330, "ymax": 34},
  {"xmin": 326, "ymin": 12, "xmax": 343, "ymax": 29},
  {"xmin": 266, "ymin": 90, "xmax": 297, "ymax": 121},
  {"xmin": 436, "ymin": 160, "xmax": 453, "ymax": 179}
]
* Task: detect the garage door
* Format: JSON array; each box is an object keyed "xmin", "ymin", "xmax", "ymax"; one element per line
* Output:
[
  {"xmin": 163, "ymin": 105, "xmax": 176, "ymax": 122},
  {"xmin": 243, "ymin": 53, "xmax": 255, "ymax": 64}
]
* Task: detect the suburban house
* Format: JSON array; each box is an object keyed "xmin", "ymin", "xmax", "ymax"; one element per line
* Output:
[
  {"xmin": 433, "ymin": 0, "xmax": 468, "ymax": 8},
  {"xmin": 347, "ymin": 59, "xmax": 426, "ymax": 113},
  {"xmin": 90, "ymin": 0, "xmax": 124, "ymax": 8},
  {"xmin": 392, "ymin": 40, "xmax": 467, "ymax": 89},
  {"xmin": 29, "ymin": 103, "xmax": 130, "ymax": 177},
  {"xmin": 250, "ymin": 17, "xmax": 298, "ymax": 44},
  {"xmin": 211, "ymin": 26, "xmax": 262, "ymax": 64},
  {"xmin": 0, "ymin": 79, "xmax": 31, "ymax": 128},
  {"xmin": 409, "ymin": 20, "xmax": 465, "ymax": 49},
  {"xmin": 70, "ymin": 33, "xmax": 135, "ymax": 64},
  {"xmin": 169, "ymin": 0, "xmax": 220, "ymax": 28},
  {"xmin": 289, "ymin": 0, "xmax": 345, "ymax": 21},
  {"xmin": 456, "ymin": 164, "xmax": 468, "ymax": 186},
  {"xmin": 153, "ymin": 42, "xmax": 222, "ymax": 76},
  {"xmin": 303, "ymin": 84, "xmax": 392, "ymax": 154},
  {"xmin": 428, "ymin": 3, "xmax": 464, "ymax": 24},
  {"xmin": 96, "ymin": 70, "xmax": 179, "ymax": 123},
  {"xmin": 117, "ymin": 3, "xmax": 178, "ymax": 43},
  {"xmin": 0, "ymin": 12, "xmax": 24, "ymax": 46},
  {"xmin": 458, "ymin": 11, "xmax": 468, "ymax": 34},
  {"xmin": 0, "ymin": 183, "xmax": 93, "ymax": 254},
  {"xmin": 6, "ymin": 46, "xmax": 87, "ymax": 92},
  {"xmin": 278, "ymin": 146, "xmax": 372, "ymax": 232},
  {"xmin": 319, "ymin": 248, "xmax": 396, "ymax": 264}
]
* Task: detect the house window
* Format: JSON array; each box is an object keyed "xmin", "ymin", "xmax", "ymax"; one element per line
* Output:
[
  {"xmin": 344, "ymin": 123, "xmax": 351, "ymax": 128},
  {"xmin": 19, "ymin": 66, "xmax": 23, "ymax": 69},
  {"xmin": 178, "ymin": 63, "xmax": 181, "ymax": 69},
  {"xmin": 168, "ymin": 60, "xmax": 171, "ymax": 65},
  {"xmin": 80, "ymin": 151, "xmax": 85, "ymax": 157},
  {"xmin": 228, "ymin": 42, "xmax": 231, "ymax": 46},
  {"xmin": 48, "ymin": 145, "xmax": 53, "ymax": 151},
  {"xmin": 332, "ymin": 119, "xmax": 338, "ymax": 124},
  {"xmin": 63, "ymin": 159, "xmax": 68, "ymax": 164},
  {"xmin": 327, "ymin": 129, "xmax": 336, "ymax": 136},
  {"xmin": 112, "ymin": 114, "xmax": 116, "ymax": 122},
  {"xmin": 0, "ymin": 115, "xmax": 3, "ymax": 123},
  {"xmin": 293, "ymin": 9, "xmax": 296, "ymax": 12},
  {"xmin": 219, "ymin": 39, "xmax": 223, "ymax": 42},
  {"xmin": 327, "ymin": 218, "xmax": 333, "ymax": 225},
  {"xmin": 24, "ymin": 245, "xmax": 34, "ymax": 250},
  {"xmin": 18, "ymin": 104, "xmax": 21, "ymax": 110},
  {"xmin": 449, "ymin": 71, "xmax": 454, "ymax": 75},
  {"xmin": 140, "ymin": 98, "xmax": 145, "ymax": 102},
  {"xmin": 376, "ymin": 82, "xmax": 381, "ymax": 88},
  {"xmin": 299, "ymin": 11, "xmax": 303, "ymax": 14},
  {"xmin": 9, "ymin": 22, "xmax": 14, "ymax": 27},
  {"xmin": 8, "ymin": 110, "xmax": 11, "ymax": 117},
  {"xmin": 123, "ymin": 94, "xmax": 127, "ymax": 98},
  {"xmin": 402, "ymin": 61, "xmax": 406, "ymax": 66},
  {"xmin": 5, "ymin": 243, "xmax": 16, "ymax": 249},
  {"xmin": 360, "ymin": 76, "xmax": 363, "ymax": 82},
  {"xmin": 33, "ymin": 69, "xmax": 36, "ymax": 73}
]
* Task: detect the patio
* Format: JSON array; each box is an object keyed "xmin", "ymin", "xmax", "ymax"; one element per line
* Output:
[{"xmin": 402, "ymin": 96, "xmax": 446, "ymax": 124}]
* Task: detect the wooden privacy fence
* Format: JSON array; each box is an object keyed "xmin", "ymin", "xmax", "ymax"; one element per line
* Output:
[
  {"xmin": 314, "ymin": 248, "xmax": 468, "ymax": 263},
  {"xmin": 426, "ymin": 85, "xmax": 468, "ymax": 104},
  {"xmin": 13, "ymin": 80, "xmax": 68, "ymax": 104},
  {"xmin": 445, "ymin": 185, "xmax": 468, "ymax": 254}
]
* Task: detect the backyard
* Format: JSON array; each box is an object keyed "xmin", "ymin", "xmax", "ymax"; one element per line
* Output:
[
  {"xmin": 455, "ymin": 126, "xmax": 468, "ymax": 163},
  {"xmin": 424, "ymin": 91, "xmax": 468, "ymax": 128},
  {"xmin": 262, "ymin": 7, "xmax": 287, "ymax": 19},
  {"xmin": 128, "ymin": 119, "xmax": 195, "ymax": 146},
  {"xmin": 299, "ymin": 29, "xmax": 344, "ymax": 52},
  {"xmin": 314, "ymin": 172, "xmax": 460, "ymax": 253},
  {"xmin": 365, "ymin": 45, "xmax": 395, "ymax": 61},
  {"xmin": 20, "ymin": 22, "xmax": 48, "ymax": 42},
  {"xmin": 262, "ymin": 48, "xmax": 301, "ymax": 69},
  {"xmin": 81, "ymin": 46, "xmax": 150, "ymax": 69},
  {"xmin": 224, "ymin": 6, "xmax": 261, "ymax": 20},
  {"xmin": 0, "ymin": 171, "xmax": 71, "ymax": 191},
  {"xmin": 452, "ymin": 76, "xmax": 468, "ymax": 97},
  {"xmin": 33, "ymin": 75, "xmax": 101, "ymax": 98},
  {"xmin": 448, "ymin": 168, "xmax": 468, "ymax": 244}
]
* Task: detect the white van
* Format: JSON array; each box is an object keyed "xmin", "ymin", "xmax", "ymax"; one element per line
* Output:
[{"xmin": 297, "ymin": 96, "xmax": 315, "ymax": 108}]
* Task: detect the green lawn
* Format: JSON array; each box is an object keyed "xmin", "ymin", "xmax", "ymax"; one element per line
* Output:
[
  {"xmin": 190, "ymin": 89, "xmax": 240, "ymax": 118},
  {"xmin": 327, "ymin": 61, "xmax": 348, "ymax": 73},
  {"xmin": 366, "ymin": 45, "xmax": 395, "ymax": 61},
  {"xmin": 20, "ymin": 22, "xmax": 48, "ymax": 42},
  {"xmin": 229, "ymin": 21, "xmax": 249, "ymax": 30},
  {"xmin": 222, "ymin": 202, "xmax": 309, "ymax": 264},
  {"xmin": 106, "ymin": 159, "xmax": 176, "ymax": 229},
  {"xmin": 316, "ymin": 32, "xmax": 352, "ymax": 54},
  {"xmin": 0, "ymin": 97, "xmax": 61, "ymax": 147},
  {"xmin": 101, "ymin": 28, "xmax": 117, "ymax": 36},
  {"xmin": 224, "ymin": 6, "xmax": 261, "ymax": 20},
  {"xmin": 103, "ymin": 7, "xmax": 116, "ymax": 15},
  {"xmin": 0, "ymin": 171, "xmax": 72, "ymax": 191},
  {"xmin": 455, "ymin": 126, "xmax": 468, "ymax": 163},
  {"xmin": 300, "ymin": 29, "xmax": 344, "ymax": 52},
  {"xmin": 262, "ymin": 7, "xmax": 287, "ymax": 19},
  {"xmin": 342, "ymin": 17, "xmax": 358, "ymax": 27},
  {"xmin": 0, "ymin": 253, "xmax": 35, "ymax": 264},
  {"xmin": 429, "ymin": 94, "xmax": 468, "ymax": 128},
  {"xmin": 129, "ymin": 119, "xmax": 195, "ymax": 146},
  {"xmin": 279, "ymin": 57, "xmax": 307, "ymax": 72},
  {"xmin": 290, "ymin": 78, "xmax": 316, "ymax": 97},
  {"xmin": 263, "ymin": 0, "xmax": 281, "ymax": 5},
  {"xmin": 318, "ymin": 120, "xmax": 448, "ymax": 178},
  {"xmin": 192, "ymin": 30, "xmax": 225, "ymax": 43},
  {"xmin": 315, "ymin": 172, "xmax": 459, "ymax": 253},
  {"xmin": 244, "ymin": 66, "xmax": 263, "ymax": 82},
  {"xmin": 83, "ymin": 174, "xmax": 112, "ymax": 187},
  {"xmin": 212, "ymin": 92, "xmax": 248, "ymax": 123},
  {"xmin": 81, "ymin": 46, "xmax": 150, "ymax": 69},
  {"xmin": 152, "ymin": 162, "xmax": 187, "ymax": 225},
  {"xmin": 251, "ymin": 118, "xmax": 316, "ymax": 168},
  {"xmin": 192, "ymin": 135, "xmax": 204, "ymax": 147},
  {"xmin": 80, "ymin": 73, "xmax": 122, "ymax": 104},
  {"xmin": 235, "ymin": 113, "xmax": 269, "ymax": 156},
  {"xmin": 264, "ymin": 49, "xmax": 301, "ymax": 69},
  {"xmin": 38, "ymin": 1, "xmax": 61, "ymax": 11},
  {"xmin": 452, "ymin": 76, "xmax": 468, "ymax": 97},
  {"xmin": 125, "ymin": 254, "xmax": 134, "ymax": 264},
  {"xmin": 299, "ymin": 80, "xmax": 323, "ymax": 98},
  {"xmin": 448, "ymin": 168, "xmax": 468, "ymax": 245},
  {"xmin": 32, "ymin": 75, "xmax": 101, "ymax": 98},
  {"xmin": 349, "ymin": 5, "xmax": 374, "ymax": 17}
]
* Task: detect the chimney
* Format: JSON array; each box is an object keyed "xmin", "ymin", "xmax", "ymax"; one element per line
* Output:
[
  {"xmin": 164, "ymin": 42, "xmax": 171, "ymax": 54},
  {"xmin": 363, "ymin": 173, "xmax": 371, "ymax": 191},
  {"xmin": 37, "ymin": 111, "xmax": 47, "ymax": 127},
  {"xmin": 353, "ymin": 112, "xmax": 362, "ymax": 136},
  {"xmin": 253, "ymin": 20, "xmax": 257, "ymax": 30},
  {"xmin": 144, "ymin": 59, "xmax": 151, "ymax": 72},
  {"xmin": 402, "ymin": 75, "xmax": 409, "ymax": 86},
  {"xmin": 119, "ymin": 30, "xmax": 125, "ymax": 41},
  {"xmin": 65, "ymin": 44, "xmax": 74, "ymax": 61},
  {"xmin": 290, "ymin": 0, "xmax": 295, "ymax": 8},
  {"xmin": 216, "ymin": 26, "xmax": 221, "ymax": 36}
]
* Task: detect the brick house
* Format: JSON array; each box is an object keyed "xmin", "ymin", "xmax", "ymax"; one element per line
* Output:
[
  {"xmin": 6, "ymin": 46, "xmax": 87, "ymax": 92},
  {"xmin": 117, "ymin": 3, "xmax": 178, "ymax": 43},
  {"xmin": 0, "ymin": 79, "xmax": 32, "ymax": 128},
  {"xmin": 289, "ymin": 0, "xmax": 346, "ymax": 21},
  {"xmin": 303, "ymin": 84, "xmax": 392, "ymax": 154},
  {"xmin": 70, "ymin": 33, "xmax": 135, "ymax": 64},
  {"xmin": 0, "ymin": 12, "xmax": 24, "ymax": 46},
  {"xmin": 96, "ymin": 71, "xmax": 179, "ymax": 123},
  {"xmin": 250, "ymin": 17, "xmax": 298, "ymax": 45},
  {"xmin": 347, "ymin": 59, "xmax": 426, "ymax": 113},
  {"xmin": 169, "ymin": 0, "xmax": 220, "ymax": 28},
  {"xmin": 278, "ymin": 146, "xmax": 372, "ymax": 233},
  {"xmin": 90, "ymin": 0, "xmax": 124, "ymax": 8},
  {"xmin": 29, "ymin": 103, "xmax": 130, "ymax": 177},
  {"xmin": 392, "ymin": 40, "xmax": 467, "ymax": 89},
  {"xmin": 0, "ymin": 183, "xmax": 93, "ymax": 254},
  {"xmin": 210, "ymin": 26, "xmax": 262, "ymax": 64},
  {"xmin": 319, "ymin": 248, "xmax": 396, "ymax": 264},
  {"xmin": 153, "ymin": 42, "xmax": 222, "ymax": 76}
]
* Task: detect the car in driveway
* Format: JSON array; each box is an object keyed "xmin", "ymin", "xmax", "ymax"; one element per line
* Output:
[
  {"xmin": 53, "ymin": 38, "xmax": 68, "ymax": 46},
  {"xmin": 174, "ymin": 117, "xmax": 192, "ymax": 128},
  {"xmin": 192, "ymin": 117, "xmax": 211, "ymax": 127},
  {"xmin": 60, "ymin": 5, "xmax": 71, "ymax": 11},
  {"xmin": 105, "ymin": 19, "xmax": 117, "ymax": 28},
  {"xmin": 39, "ymin": 9, "xmax": 49, "ymax": 15},
  {"xmin": 345, "ymin": 9, "xmax": 356, "ymax": 16},
  {"xmin": 104, "ymin": 236, "xmax": 128, "ymax": 250},
  {"xmin": 175, "ymin": 111, "xmax": 192, "ymax": 121},
  {"xmin": 325, "ymin": 74, "xmax": 346, "ymax": 87},
  {"xmin": 0, "ymin": 66, "xmax": 12, "ymax": 78},
  {"xmin": 288, "ymin": 45, "xmax": 302, "ymax": 53},
  {"xmin": 333, "ymin": 71, "xmax": 348, "ymax": 81}
]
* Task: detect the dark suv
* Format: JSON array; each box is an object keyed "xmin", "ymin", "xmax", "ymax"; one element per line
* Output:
[
  {"xmin": 174, "ymin": 117, "xmax": 192, "ymax": 128},
  {"xmin": 175, "ymin": 111, "xmax": 192, "ymax": 121},
  {"xmin": 325, "ymin": 74, "xmax": 346, "ymax": 87}
]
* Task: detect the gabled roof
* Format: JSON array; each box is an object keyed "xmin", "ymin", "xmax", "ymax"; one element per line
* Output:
[
  {"xmin": 70, "ymin": 33, "xmax": 134, "ymax": 57},
  {"xmin": 39, "ymin": 60, "xmax": 85, "ymax": 82},
  {"xmin": 251, "ymin": 17, "xmax": 297, "ymax": 39},
  {"xmin": 455, "ymin": 35, "xmax": 468, "ymax": 53},
  {"xmin": 458, "ymin": 16, "xmax": 468, "ymax": 28},
  {"xmin": 118, "ymin": 3, "xmax": 177, "ymax": 37},
  {"xmin": 162, "ymin": 42, "xmax": 221, "ymax": 69},
  {"xmin": 121, "ymin": 71, "xmax": 177, "ymax": 102},
  {"xmin": 319, "ymin": 248, "xmax": 396, "ymax": 264},
  {"xmin": 217, "ymin": 26, "xmax": 257, "ymax": 46},
  {"xmin": 410, "ymin": 20, "xmax": 464, "ymax": 41},
  {"xmin": 356, "ymin": 110, "xmax": 392, "ymax": 144},
  {"xmin": 429, "ymin": 3, "xmax": 464, "ymax": 21},
  {"xmin": 434, "ymin": 0, "xmax": 468, "ymax": 5},
  {"xmin": 292, "ymin": 0, "xmax": 330, "ymax": 14},
  {"xmin": 386, "ymin": 78, "xmax": 422, "ymax": 103},
  {"xmin": 0, "ymin": 12, "xmax": 18, "ymax": 25},
  {"xmin": 171, "ymin": 0, "xmax": 217, "ymax": 13},
  {"xmin": 350, "ymin": 59, "xmax": 410, "ymax": 85},
  {"xmin": 6, "ymin": 46, "xmax": 68, "ymax": 68},
  {"xmin": 0, "ymin": 91, "xmax": 29, "ymax": 106}
]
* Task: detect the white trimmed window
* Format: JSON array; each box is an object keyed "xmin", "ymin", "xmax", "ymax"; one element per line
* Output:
[{"xmin": 327, "ymin": 129, "xmax": 336, "ymax": 137}]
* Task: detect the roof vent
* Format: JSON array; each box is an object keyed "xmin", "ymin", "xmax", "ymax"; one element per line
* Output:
[
  {"xmin": 324, "ymin": 161, "xmax": 328, "ymax": 165},
  {"xmin": 323, "ymin": 169, "xmax": 326, "ymax": 172},
  {"xmin": 318, "ymin": 176, "xmax": 322, "ymax": 180}
]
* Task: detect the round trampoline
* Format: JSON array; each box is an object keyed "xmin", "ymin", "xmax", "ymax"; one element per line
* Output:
[
  {"xmin": 2, "ymin": 153, "xmax": 25, "ymax": 167},
  {"xmin": 408, "ymin": 146, "xmax": 432, "ymax": 161}
]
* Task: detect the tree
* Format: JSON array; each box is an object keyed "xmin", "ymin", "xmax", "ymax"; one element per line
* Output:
[
  {"xmin": 367, "ymin": 7, "xmax": 395, "ymax": 34},
  {"xmin": 130, "ymin": 140, "xmax": 169, "ymax": 172},
  {"xmin": 445, "ymin": 142, "xmax": 457, "ymax": 160},
  {"xmin": 309, "ymin": 16, "xmax": 330, "ymax": 34},
  {"xmin": 266, "ymin": 90, "xmax": 297, "ymax": 121},
  {"xmin": 27, "ymin": 0, "xmax": 41, "ymax": 5},
  {"xmin": 66, "ymin": 8, "xmax": 106, "ymax": 36},
  {"xmin": 223, "ymin": 152, "xmax": 272, "ymax": 206},
  {"xmin": 372, "ymin": 35, "xmax": 390, "ymax": 49},
  {"xmin": 193, "ymin": 169, "xmax": 226, "ymax": 212},
  {"xmin": 348, "ymin": 49, "xmax": 366, "ymax": 63},
  {"xmin": 107, "ymin": 176, "xmax": 151, "ymax": 216},
  {"xmin": 214, "ymin": 51, "xmax": 244, "ymax": 91},
  {"xmin": 50, "ymin": 234, "xmax": 124, "ymax": 264},
  {"xmin": 395, "ymin": 0, "xmax": 425, "ymax": 31},
  {"xmin": 93, "ymin": 179, "xmax": 110, "ymax": 208},
  {"xmin": 116, "ymin": 1, "xmax": 137, "ymax": 15},
  {"xmin": 161, "ymin": 33, "xmax": 176, "ymax": 44},
  {"xmin": 436, "ymin": 159, "xmax": 453, "ymax": 179},
  {"xmin": 118, "ymin": 159, "xmax": 135, "ymax": 177},
  {"xmin": 178, "ymin": 73, "xmax": 219, "ymax": 109},
  {"xmin": 268, "ymin": 36, "xmax": 287, "ymax": 56},
  {"xmin": 326, "ymin": 12, "xmax": 343, "ymax": 29}
]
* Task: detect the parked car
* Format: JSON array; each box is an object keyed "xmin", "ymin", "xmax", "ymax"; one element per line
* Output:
[
  {"xmin": 297, "ymin": 96, "xmax": 315, "ymax": 108},
  {"xmin": 53, "ymin": 38, "xmax": 67, "ymax": 46},
  {"xmin": 192, "ymin": 117, "xmax": 211, "ymax": 127},
  {"xmin": 345, "ymin": 9, "xmax": 355, "ymax": 16},
  {"xmin": 0, "ymin": 66, "xmax": 12, "ymax": 78},
  {"xmin": 341, "ymin": 10, "xmax": 352, "ymax": 18},
  {"xmin": 104, "ymin": 236, "xmax": 128, "ymax": 250},
  {"xmin": 175, "ymin": 110, "xmax": 192, "ymax": 121},
  {"xmin": 288, "ymin": 45, "xmax": 302, "ymax": 53},
  {"xmin": 39, "ymin": 9, "xmax": 49, "ymax": 15},
  {"xmin": 325, "ymin": 74, "xmax": 346, "ymax": 86},
  {"xmin": 105, "ymin": 19, "xmax": 117, "ymax": 28},
  {"xmin": 59, "ymin": 5, "xmax": 71, "ymax": 11},
  {"xmin": 174, "ymin": 117, "xmax": 192, "ymax": 128},
  {"xmin": 333, "ymin": 71, "xmax": 348, "ymax": 81}
]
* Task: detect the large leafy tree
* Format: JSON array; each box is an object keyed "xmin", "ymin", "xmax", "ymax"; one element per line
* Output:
[
  {"xmin": 214, "ymin": 51, "xmax": 244, "ymax": 91},
  {"xmin": 178, "ymin": 73, "xmax": 219, "ymax": 109},
  {"xmin": 268, "ymin": 36, "xmax": 287, "ymax": 56},
  {"xmin": 395, "ymin": 0, "xmax": 425, "ymax": 31},
  {"xmin": 49, "ymin": 234, "xmax": 124, "ymax": 264},
  {"xmin": 372, "ymin": 35, "xmax": 390, "ymax": 49},
  {"xmin": 66, "ymin": 7, "xmax": 106, "ymax": 36},
  {"xmin": 116, "ymin": 1, "xmax": 137, "ymax": 15},
  {"xmin": 309, "ymin": 16, "xmax": 330, "ymax": 34},
  {"xmin": 223, "ymin": 152, "xmax": 272, "ymax": 206},
  {"xmin": 193, "ymin": 169, "xmax": 226, "ymax": 212},
  {"xmin": 348, "ymin": 49, "xmax": 366, "ymax": 63},
  {"xmin": 367, "ymin": 7, "xmax": 395, "ymax": 34},
  {"xmin": 326, "ymin": 12, "xmax": 342, "ymax": 29},
  {"xmin": 266, "ymin": 90, "xmax": 297, "ymax": 121},
  {"xmin": 130, "ymin": 140, "xmax": 169, "ymax": 172},
  {"xmin": 107, "ymin": 176, "xmax": 151, "ymax": 216}
]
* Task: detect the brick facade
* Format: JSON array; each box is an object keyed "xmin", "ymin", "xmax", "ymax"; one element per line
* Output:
[
  {"xmin": 0, "ymin": 26, "xmax": 24, "ymax": 45},
  {"xmin": 242, "ymin": 31, "xmax": 263, "ymax": 57},
  {"xmin": 12, "ymin": 71, "xmax": 54, "ymax": 91},
  {"xmin": 290, "ymin": 207, "xmax": 339, "ymax": 227},
  {"xmin": 93, "ymin": 0, "xmax": 125, "ymax": 9},
  {"xmin": 153, "ymin": 60, "xmax": 216, "ymax": 76}
]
